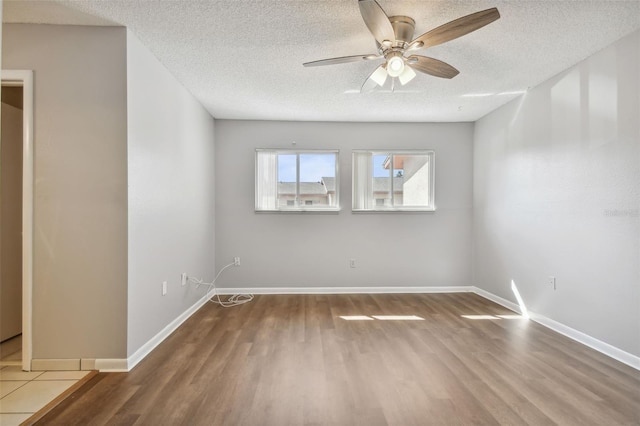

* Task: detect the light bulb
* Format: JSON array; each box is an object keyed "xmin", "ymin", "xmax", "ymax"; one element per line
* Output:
[{"xmin": 387, "ymin": 56, "xmax": 405, "ymax": 77}]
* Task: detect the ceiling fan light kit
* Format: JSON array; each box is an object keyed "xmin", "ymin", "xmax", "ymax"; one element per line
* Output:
[
  {"xmin": 303, "ymin": 0, "xmax": 500, "ymax": 92},
  {"xmin": 386, "ymin": 52, "xmax": 405, "ymax": 77}
]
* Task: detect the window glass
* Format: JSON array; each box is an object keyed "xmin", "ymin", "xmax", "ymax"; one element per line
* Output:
[
  {"xmin": 256, "ymin": 150, "xmax": 339, "ymax": 211},
  {"xmin": 353, "ymin": 151, "xmax": 434, "ymax": 211}
]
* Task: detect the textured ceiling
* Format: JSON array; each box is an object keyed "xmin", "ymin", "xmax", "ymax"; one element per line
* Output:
[{"xmin": 4, "ymin": 0, "xmax": 640, "ymax": 122}]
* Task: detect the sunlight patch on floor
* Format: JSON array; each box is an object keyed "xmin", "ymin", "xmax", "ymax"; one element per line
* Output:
[
  {"xmin": 339, "ymin": 315, "xmax": 374, "ymax": 321},
  {"xmin": 372, "ymin": 315, "xmax": 424, "ymax": 321},
  {"xmin": 462, "ymin": 315, "xmax": 501, "ymax": 320},
  {"xmin": 339, "ymin": 315, "xmax": 425, "ymax": 321}
]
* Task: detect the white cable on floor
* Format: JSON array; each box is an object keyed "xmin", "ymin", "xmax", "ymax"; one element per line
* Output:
[{"xmin": 187, "ymin": 262, "xmax": 254, "ymax": 308}]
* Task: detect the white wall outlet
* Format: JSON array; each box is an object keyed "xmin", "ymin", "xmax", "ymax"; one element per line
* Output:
[
  {"xmin": 234, "ymin": 257, "xmax": 241, "ymax": 266},
  {"xmin": 181, "ymin": 273, "xmax": 187, "ymax": 286},
  {"xmin": 350, "ymin": 258, "xmax": 356, "ymax": 268},
  {"xmin": 162, "ymin": 281, "xmax": 168, "ymax": 296},
  {"xmin": 548, "ymin": 276, "xmax": 556, "ymax": 290}
]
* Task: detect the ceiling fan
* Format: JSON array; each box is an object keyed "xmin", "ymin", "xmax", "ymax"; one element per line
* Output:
[{"xmin": 303, "ymin": 0, "xmax": 500, "ymax": 91}]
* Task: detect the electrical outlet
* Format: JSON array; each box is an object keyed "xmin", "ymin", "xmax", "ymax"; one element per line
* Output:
[
  {"xmin": 162, "ymin": 281, "xmax": 168, "ymax": 296},
  {"xmin": 234, "ymin": 257, "xmax": 241, "ymax": 266},
  {"xmin": 181, "ymin": 273, "xmax": 187, "ymax": 286},
  {"xmin": 548, "ymin": 276, "xmax": 556, "ymax": 290},
  {"xmin": 350, "ymin": 258, "xmax": 356, "ymax": 268}
]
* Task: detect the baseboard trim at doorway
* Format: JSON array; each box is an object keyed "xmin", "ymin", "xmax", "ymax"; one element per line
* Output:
[{"xmin": 31, "ymin": 359, "xmax": 80, "ymax": 371}]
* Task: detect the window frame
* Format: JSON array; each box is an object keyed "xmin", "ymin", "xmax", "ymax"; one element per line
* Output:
[
  {"xmin": 255, "ymin": 148, "xmax": 340, "ymax": 212},
  {"xmin": 352, "ymin": 149, "xmax": 435, "ymax": 212}
]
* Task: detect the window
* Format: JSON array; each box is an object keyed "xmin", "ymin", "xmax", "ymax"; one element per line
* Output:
[
  {"xmin": 256, "ymin": 149, "xmax": 339, "ymax": 211},
  {"xmin": 352, "ymin": 150, "xmax": 435, "ymax": 211}
]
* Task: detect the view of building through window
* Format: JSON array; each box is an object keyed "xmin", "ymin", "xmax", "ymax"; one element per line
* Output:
[
  {"xmin": 257, "ymin": 149, "xmax": 432, "ymax": 212},
  {"xmin": 255, "ymin": 150, "xmax": 339, "ymax": 211},
  {"xmin": 277, "ymin": 153, "xmax": 337, "ymax": 208},
  {"xmin": 353, "ymin": 151, "xmax": 434, "ymax": 211}
]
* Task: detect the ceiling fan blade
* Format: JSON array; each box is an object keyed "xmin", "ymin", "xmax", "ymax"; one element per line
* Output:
[
  {"xmin": 361, "ymin": 65, "xmax": 388, "ymax": 92},
  {"xmin": 408, "ymin": 56, "xmax": 460, "ymax": 79},
  {"xmin": 303, "ymin": 54, "xmax": 381, "ymax": 67},
  {"xmin": 358, "ymin": 0, "xmax": 395, "ymax": 45},
  {"xmin": 410, "ymin": 8, "xmax": 500, "ymax": 49}
]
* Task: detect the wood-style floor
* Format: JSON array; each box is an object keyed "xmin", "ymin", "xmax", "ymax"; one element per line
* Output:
[{"xmin": 37, "ymin": 293, "xmax": 640, "ymax": 425}]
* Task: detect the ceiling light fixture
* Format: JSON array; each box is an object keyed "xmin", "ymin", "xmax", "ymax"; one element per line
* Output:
[
  {"xmin": 386, "ymin": 53, "xmax": 405, "ymax": 77},
  {"xmin": 303, "ymin": 2, "xmax": 501, "ymax": 92}
]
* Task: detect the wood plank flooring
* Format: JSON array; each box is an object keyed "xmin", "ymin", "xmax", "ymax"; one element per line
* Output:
[{"xmin": 36, "ymin": 293, "xmax": 640, "ymax": 425}]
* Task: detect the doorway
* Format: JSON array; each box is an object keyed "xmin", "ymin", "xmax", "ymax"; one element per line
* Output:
[
  {"xmin": 1, "ymin": 70, "xmax": 34, "ymax": 371},
  {"xmin": 0, "ymin": 84, "xmax": 23, "ymax": 365}
]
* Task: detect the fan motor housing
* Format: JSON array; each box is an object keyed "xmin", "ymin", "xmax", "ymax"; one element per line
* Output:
[{"xmin": 389, "ymin": 15, "xmax": 416, "ymax": 46}]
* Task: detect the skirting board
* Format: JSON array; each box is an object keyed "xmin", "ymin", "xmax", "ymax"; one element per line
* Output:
[
  {"xmin": 30, "ymin": 358, "xmax": 127, "ymax": 372},
  {"xmin": 124, "ymin": 290, "xmax": 216, "ymax": 372},
  {"xmin": 92, "ymin": 286, "xmax": 470, "ymax": 372},
  {"xmin": 471, "ymin": 287, "xmax": 640, "ymax": 371},
  {"xmin": 31, "ymin": 358, "xmax": 81, "ymax": 371},
  {"xmin": 216, "ymin": 286, "xmax": 473, "ymax": 295},
  {"xmin": 84, "ymin": 285, "xmax": 639, "ymax": 372},
  {"xmin": 472, "ymin": 287, "xmax": 524, "ymax": 315},
  {"xmin": 75, "ymin": 290, "xmax": 217, "ymax": 373}
]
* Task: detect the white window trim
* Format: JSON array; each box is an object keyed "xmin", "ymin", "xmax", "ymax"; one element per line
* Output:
[
  {"xmin": 255, "ymin": 148, "xmax": 340, "ymax": 212},
  {"xmin": 352, "ymin": 150, "xmax": 436, "ymax": 212}
]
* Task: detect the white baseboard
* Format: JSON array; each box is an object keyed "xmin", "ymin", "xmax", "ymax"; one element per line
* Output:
[
  {"xmin": 92, "ymin": 286, "xmax": 470, "ymax": 371},
  {"xmin": 121, "ymin": 291, "xmax": 215, "ymax": 372},
  {"xmin": 29, "ymin": 358, "xmax": 128, "ymax": 372},
  {"xmin": 471, "ymin": 286, "xmax": 524, "ymax": 314},
  {"xmin": 216, "ymin": 286, "xmax": 473, "ymax": 295},
  {"xmin": 528, "ymin": 312, "xmax": 640, "ymax": 370},
  {"xmin": 81, "ymin": 358, "xmax": 128, "ymax": 372},
  {"xmin": 81, "ymin": 285, "xmax": 638, "ymax": 373},
  {"xmin": 471, "ymin": 287, "xmax": 640, "ymax": 371},
  {"xmin": 75, "ymin": 291, "xmax": 217, "ymax": 373},
  {"xmin": 32, "ymin": 358, "xmax": 80, "ymax": 371}
]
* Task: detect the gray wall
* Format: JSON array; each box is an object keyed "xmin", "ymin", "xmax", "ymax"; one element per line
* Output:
[
  {"xmin": 126, "ymin": 32, "xmax": 216, "ymax": 356},
  {"xmin": 2, "ymin": 24, "xmax": 128, "ymax": 358},
  {"xmin": 473, "ymin": 30, "xmax": 640, "ymax": 356},
  {"xmin": 215, "ymin": 121, "xmax": 473, "ymax": 289}
]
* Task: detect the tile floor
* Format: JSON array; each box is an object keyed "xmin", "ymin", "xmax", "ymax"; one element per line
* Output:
[
  {"xmin": 0, "ymin": 366, "xmax": 91, "ymax": 425},
  {"xmin": 1, "ymin": 337, "xmax": 92, "ymax": 425}
]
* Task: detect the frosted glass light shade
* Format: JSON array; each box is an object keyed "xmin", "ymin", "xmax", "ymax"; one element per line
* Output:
[
  {"xmin": 370, "ymin": 66, "xmax": 388, "ymax": 86},
  {"xmin": 398, "ymin": 65, "xmax": 416, "ymax": 85}
]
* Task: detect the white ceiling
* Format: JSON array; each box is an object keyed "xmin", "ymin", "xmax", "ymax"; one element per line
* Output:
[{"xmin": 4, "ymin": 0, "xmax": 640, "ymax": 122}]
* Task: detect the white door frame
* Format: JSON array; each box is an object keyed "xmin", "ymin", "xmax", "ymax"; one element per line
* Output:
[{"xmin": 2, "ymin": 70, "xmax": 34, "ymax": 371}]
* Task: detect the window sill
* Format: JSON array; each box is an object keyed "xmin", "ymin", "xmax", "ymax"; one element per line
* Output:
[
  {"xmin": 256, "ymin": 208, "xmax": 341, "ymax": 214},
  {"xmin": 352, "ymin": 207, "xmax": 436, "ymax": 213}
]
